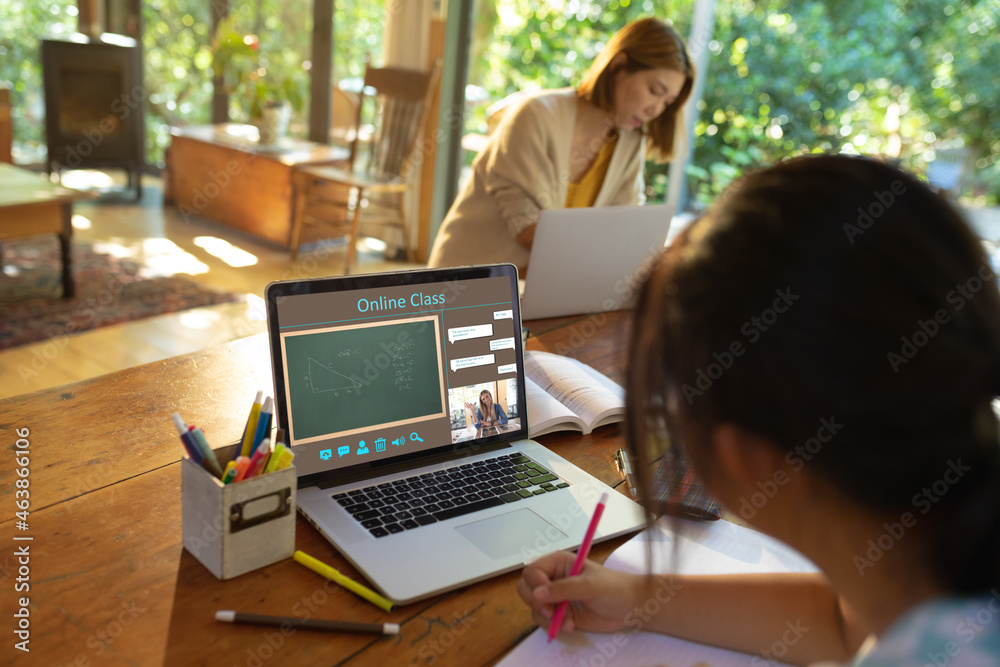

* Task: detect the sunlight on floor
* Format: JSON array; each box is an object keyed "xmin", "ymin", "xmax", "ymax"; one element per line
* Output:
[
  {"xmin": 193, "ymin": 236, "xmax": 258, "ymax": 268},
  {"xmin": 360, "ymin": 237, "xmax": 388, "ymax": 253},
  {"xmin": 177, "ymin": 308, "xmax": 223, "ymax": 330},
  {"xmin": 71, "ymin": 214, "xmax": 92, "ymax": 230},
  {"xmin": 246, "ymin": 294, "xmax": 267, "ymax": 320},
  {"xmin": 60, "ymin": 170, "xmax": 117, "ymax": 190},
  {"xmin": 91, "ymin": 237, "xmax": 210, "ymax": 277}
]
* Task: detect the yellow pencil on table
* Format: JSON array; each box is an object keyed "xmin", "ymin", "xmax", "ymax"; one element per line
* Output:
[{"xmin": 293, "ymin": 550, "xmax": 394, "ymax": 612}]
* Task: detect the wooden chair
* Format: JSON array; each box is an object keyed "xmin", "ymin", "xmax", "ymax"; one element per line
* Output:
[
  {"xmin": 290, "ymin": 59, "xmax": 442, "ymax": 273},
  {"xmin": 460, "ymin": 90, "xmax": 534, "ymax": 155},
  {"xmin": 330, "ymin": 86, "xmax": 361, "ymax": 150}
]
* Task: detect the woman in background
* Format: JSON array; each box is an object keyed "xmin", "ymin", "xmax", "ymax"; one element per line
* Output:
[
  {"xmin": 428, "ymin": 17, "xmax": 694, "ymax": 274},
  {"xmin": 517, "ymin": 154, "xmax": 1000, "ymax": 665}
]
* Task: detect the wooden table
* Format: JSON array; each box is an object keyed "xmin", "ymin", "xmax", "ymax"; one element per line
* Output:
[
  {"xmin": 0, "ymin": 163, "xmax": 94, "ymax": 298},
  {"xmin": 0, "ymin": 310, "xmax": 634, "ymax": 665},
  {"xmin": 164, "ymin": 125, "xmax": 349, "ymax": 248}
]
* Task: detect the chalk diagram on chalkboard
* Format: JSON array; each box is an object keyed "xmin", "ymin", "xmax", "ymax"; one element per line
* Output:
[
  {"xmin": 305, "ymin": 357, "xmax": 364, "ymax": 395},
  {"xmin": 280, "ymin": 315, "xmax": 447, "ymax": 443}
]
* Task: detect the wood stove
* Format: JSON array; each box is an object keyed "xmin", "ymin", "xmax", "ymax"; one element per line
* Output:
[{"xmin": 41, "ymin": 32, "xmax": 144, "ymax": 198}]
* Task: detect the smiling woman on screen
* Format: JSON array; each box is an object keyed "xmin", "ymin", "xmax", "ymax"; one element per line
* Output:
[
  {"xmin": 465, "ymin": 389, "xmax": 508, "ymax": 429},
  {"xmin": 427, "ymin": 17, "xmax": 694, "ymax": 274}
]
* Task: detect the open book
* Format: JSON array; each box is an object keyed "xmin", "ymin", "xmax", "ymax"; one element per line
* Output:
[{"xmin": 523, "ymin": 350, "xmax": 625, "ymax": 437}]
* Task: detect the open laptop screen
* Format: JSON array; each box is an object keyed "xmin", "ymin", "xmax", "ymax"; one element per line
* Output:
[{"xmin": 265, "ymin": 264, "xmax": 527, "ymax": 486}]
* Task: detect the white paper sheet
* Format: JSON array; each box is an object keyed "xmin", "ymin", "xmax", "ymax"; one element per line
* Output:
[{"xmin": 496, "ymin": 516, "xmax": 818, "ymax": 667}]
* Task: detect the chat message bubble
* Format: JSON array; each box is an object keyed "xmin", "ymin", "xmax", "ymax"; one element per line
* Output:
[
  {"xmin": 494, "ymin": 310, "xmax": 513, "ymax": 320},
  {"xmin": 448, "ymin": 323, "xmax": 494, "ymax": 344},
  {"xmin": 489, "ymin": 337, "xmax": 515, "ymax": 351},
  {"xmin": 498, "ymin": 363, "xmax": 517, "ymax": 375},
  {"xmin": 450, "ymin": 354, "xmax": 496, "ymax": 372},
  {"xmin": 337, "ymin": 445, "xmax": 350, "ymax": 458}
]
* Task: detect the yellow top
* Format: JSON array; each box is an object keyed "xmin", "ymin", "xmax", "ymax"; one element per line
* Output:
[{"xmin": 564, "ymin": 135, "xmax": 619, "ymax": 208}]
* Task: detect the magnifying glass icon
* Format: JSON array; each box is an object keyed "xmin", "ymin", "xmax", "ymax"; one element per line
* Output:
[{"xmin": 410, "ymin": 432, "xmax": 424, "ymax": 442}]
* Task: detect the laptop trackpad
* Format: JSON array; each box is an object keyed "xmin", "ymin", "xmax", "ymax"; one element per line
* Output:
[{"xmin": 455, "ymin": 509, "xmax": 567, "ymax": 561}]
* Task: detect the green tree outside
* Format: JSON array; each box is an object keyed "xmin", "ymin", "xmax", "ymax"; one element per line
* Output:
[
  {"xmin": 469, "ymin": 0, "xmax": 1000, "ymax": 204},
  {"xmin": 3, "ymin": 0, "xmax": 996, "ymax": 205},
  {"xmin": 1, "ymin": 0, "xmax": 384, "ymax": 167}
]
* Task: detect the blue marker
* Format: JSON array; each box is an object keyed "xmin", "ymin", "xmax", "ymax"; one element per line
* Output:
[
  {"xmin": 251, "ymin": 396, "xmax": 274, "ymax": 451},
  {"xmin": 172, "ymin": 413, "xmax": 204, "ymax": 463}
]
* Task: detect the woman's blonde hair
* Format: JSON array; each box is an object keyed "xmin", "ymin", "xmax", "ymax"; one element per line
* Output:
[
  {"xmin": 577, "ymin": 17, "xmax": 695, "ymax": 163},
  {"xmin": 478, "ymin": 390, "xmax": 496, "ymax": 422}
]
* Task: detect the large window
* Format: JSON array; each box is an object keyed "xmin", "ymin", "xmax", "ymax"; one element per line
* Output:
[
  {"xmin": 465, "ymin": 0, "xmax": 692, "ymax": 201},
  {"xmin": 3, "ymin": 0, "xmax": 387, "ymax": 169},
  {"xmin": 465, "ymin": 0, "xmax": 1000, "ymax": 205},
  {"xmin": 142, "ymin": 0, "xmax": 214, "ymax": 166},
  {"xmin": 0, "ymin": 0, "xmax": 77, "ymax": 163}
]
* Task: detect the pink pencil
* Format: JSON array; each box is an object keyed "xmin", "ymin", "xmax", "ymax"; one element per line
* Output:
[{"xmin": 547, "ymin": 492, "xmax": 608, "ymax": 643}]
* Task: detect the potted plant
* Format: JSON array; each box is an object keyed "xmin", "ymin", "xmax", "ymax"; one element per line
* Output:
[{"xmin": 212, "ymin": 15, "xmax": 306, "ymax": 144}]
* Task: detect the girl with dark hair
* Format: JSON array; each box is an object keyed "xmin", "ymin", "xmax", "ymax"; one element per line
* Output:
[
  {"xmin": 517, "ymin": 154, "xmax": 1000, "ymax": 664},
  {"xmin": 428, "ymin": 17, "xmax": 694, "ymax": 273}
]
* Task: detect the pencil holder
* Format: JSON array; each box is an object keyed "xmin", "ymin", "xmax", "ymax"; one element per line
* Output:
[{"xmin": 181, "ymin": 444, "xmax": 297, "ymax": 580}]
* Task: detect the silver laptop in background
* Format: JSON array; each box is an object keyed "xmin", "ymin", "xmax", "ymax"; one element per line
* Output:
[
  {"xmin": 265, "ymin": 264, "xmax": 644, "ymax": 604},
  {"xmin": 520, "ymin": 204, "xmax": 674, "ymax": 320}
]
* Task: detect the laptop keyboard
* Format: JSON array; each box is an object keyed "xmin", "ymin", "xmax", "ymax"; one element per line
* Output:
[{"xmin": 333, "ymin": 453, "xmax": 570, "ymax": 538}]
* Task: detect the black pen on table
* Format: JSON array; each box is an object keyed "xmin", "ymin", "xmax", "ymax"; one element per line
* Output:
[
  {"xmin": 215, "ymin": 611, "xmax": 399, "ymax": 636},
  {"xmin": 615, "ymin": 449, "xmax": 637, "ymax": 499}
]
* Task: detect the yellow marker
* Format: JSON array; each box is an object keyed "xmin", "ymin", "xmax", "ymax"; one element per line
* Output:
[
  {"xmin": 240, "ymin": 390, "xmax": 264, "ymax": 457},
  {"xmin": 293, "ymin": 550, "xmax": 394, "ymax": 612},
  {"xmin": 264, "ymin": 443, "xmax": 287, "ymax": 474},
  {"xmin": 274, "ymin": 448, "xmax": 295, "ymax": 470}
]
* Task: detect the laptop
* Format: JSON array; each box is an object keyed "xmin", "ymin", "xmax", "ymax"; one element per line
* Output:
[
  {"xmin": 519, "ymin": 203, "xmax": 674, "ymax": 320},
  {"xmin": 264, "ymin": 264, "xmax": 645, "ymax": 603}
]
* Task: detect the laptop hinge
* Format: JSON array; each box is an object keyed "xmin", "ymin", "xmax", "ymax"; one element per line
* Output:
[{"xmin": 312, "ymin": 441, "xmax": 513, "ymax": 490}]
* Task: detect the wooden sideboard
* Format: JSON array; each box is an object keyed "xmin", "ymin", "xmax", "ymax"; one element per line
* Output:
[
  {"xmin": 164, "ymin": 124, "xmax": 348, "ymax": 247},
  {"xmin": 0, "ymin": 87, "xmax": 11, "ymax": 163}
]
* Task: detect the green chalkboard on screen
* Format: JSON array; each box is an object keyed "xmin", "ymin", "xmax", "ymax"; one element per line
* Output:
[{"xmin": 281, "ymin": 316, "xmax": 446, "ymax": 441}]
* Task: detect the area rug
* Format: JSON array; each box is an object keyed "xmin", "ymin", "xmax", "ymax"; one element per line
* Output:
[{"xmin": 0, "ymin": 238, "xmax": 243, "ymax": 351}]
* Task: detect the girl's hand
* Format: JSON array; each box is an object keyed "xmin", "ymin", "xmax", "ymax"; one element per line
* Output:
[
  {"xmin": 464, "ymin": 401, "xmax": 476, "ymax": 412},
  {"xmin": 516, "ymin": 551, "xmax": 646, "ymax": 636}
]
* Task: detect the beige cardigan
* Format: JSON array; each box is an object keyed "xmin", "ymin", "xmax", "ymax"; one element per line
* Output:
[{"xmin": 427, "ymin": 88, "xmax": 646, "ymax": 273}]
